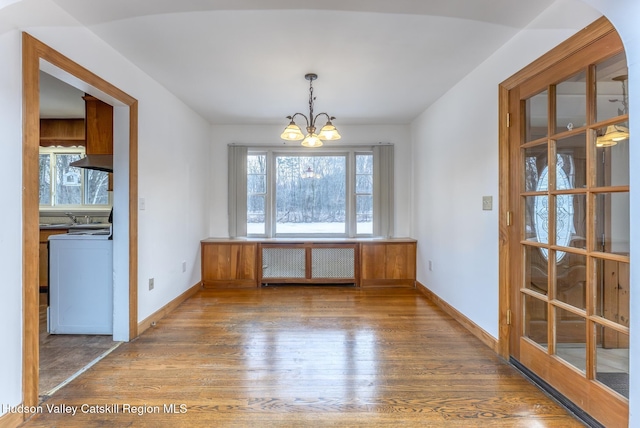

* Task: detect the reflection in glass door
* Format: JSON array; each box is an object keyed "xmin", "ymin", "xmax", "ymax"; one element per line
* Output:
[{"xmin": 515, "ymin": 48, "xmax": 630, "ymax": 426}]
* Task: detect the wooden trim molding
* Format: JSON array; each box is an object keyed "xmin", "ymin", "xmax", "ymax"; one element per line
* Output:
[
  {"xmin": 0, "ymin": 410, "xmax": 23, "ymax": 428},
  {"xmin": 138, "ymin": 282, "xmax": 202, "ymax": 335},
  {"xmin": 22, "ymin": 32, "xmax": 139, "ymax": 410},
  {"xmin": 416, "ymin": 282, "xmax": 499, "ymax": 353},
  {"xmin": 500, "ymin": 16, "xmax": 615, "ymax": 91}
]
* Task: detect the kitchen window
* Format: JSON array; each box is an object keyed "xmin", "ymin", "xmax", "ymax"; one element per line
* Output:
[
  {"xmin": 229, "ymin": 145, "xmax": 393, "ymax": 238},
  {"xmin": 39, "ymin": 147, "xmax": 110, "ymax": 209}
]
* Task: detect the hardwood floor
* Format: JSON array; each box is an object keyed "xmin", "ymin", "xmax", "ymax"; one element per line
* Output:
[
  {"xmin": 38, "ymin": 294, "xmax": 118, "ymax": 398},
  {"xmin": 21, "ymin": 287, "xmax": 584, "ymax": 427}
]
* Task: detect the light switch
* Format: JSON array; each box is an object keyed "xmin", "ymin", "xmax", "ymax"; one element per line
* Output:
[
  {"xmin": 139, "ymin": 197, "xmax": 146, "ymax": 210},
  {"xmin": 482, "ymin": 196, "xmax": 493, "ymax": 211}
]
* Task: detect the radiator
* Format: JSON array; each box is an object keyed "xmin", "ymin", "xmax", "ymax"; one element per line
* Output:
[
  {"xmin": 261, "ymin": 246, "xmax": 355, "ymax": 281},
  {"xmin": 261, "ymin": 247, "xmax": 306, "ymax": 279}
]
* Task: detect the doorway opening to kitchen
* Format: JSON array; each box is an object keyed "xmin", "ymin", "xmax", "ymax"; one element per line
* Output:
[{"xmin": 22, "ymin": 33, "xmax": 139, "ymax": 408}]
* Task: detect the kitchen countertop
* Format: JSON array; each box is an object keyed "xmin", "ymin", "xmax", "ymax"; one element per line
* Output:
[{"xmin": 40, "ymin": 223, "xmax": 111, "ymax": 230}]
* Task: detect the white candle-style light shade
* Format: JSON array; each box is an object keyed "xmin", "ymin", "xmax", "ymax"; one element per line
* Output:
[
  {"xmin": 280, "ymin": 121, "xmax": 304, "ymax": 141},
  {"xmin": 318, "ymin": 122, "xmax": 341, "ymax": 141},
  {"xmin": 301, "ymin": 133, "xmax": 323, "ymax": 148}
]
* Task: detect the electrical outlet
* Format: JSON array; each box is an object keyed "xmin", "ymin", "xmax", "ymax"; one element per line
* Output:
[
  {"xmin": 182, "ymin": 261, "xmax": 187, "ymax": 273},
  {"xmin": 148, "ymin": 278, "xmax": 154, "ymax": 290},
  {"xmin": 428, "ymin": 260, "xmax": 433, "ymax": 271}
]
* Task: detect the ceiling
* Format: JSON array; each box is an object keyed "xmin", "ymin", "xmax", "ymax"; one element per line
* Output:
[{"xmin": 41, "ymin": 0, "xmax": 561, "ymax": 125}]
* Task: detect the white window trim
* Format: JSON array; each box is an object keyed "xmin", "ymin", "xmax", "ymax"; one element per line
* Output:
[{"xmin": 230, "ymin": 144, "xmax": 392, "ymax": 239}]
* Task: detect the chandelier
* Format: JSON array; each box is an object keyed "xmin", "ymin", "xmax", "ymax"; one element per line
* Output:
[
  {"xmin": 280, "ymin": 73, "xmax": 341, "ymax": 147},
  {"xmin": 596, "ymin": 74, "xmax": 629, "ymax": 147}
]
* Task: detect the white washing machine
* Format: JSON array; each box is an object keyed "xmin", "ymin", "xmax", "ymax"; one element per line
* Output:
[{"xmin": 48, "ymin": 229, "xmax": 113, "ymax": 334}]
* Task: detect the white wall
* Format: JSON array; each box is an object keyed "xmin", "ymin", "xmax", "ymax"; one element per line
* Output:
[
  {"xmin": 410, "ymin": 0, "xmax": 602, "ymax": 338},
  {"xmin": 0, "ymin": 28, "xmax": 25, "ymax": 412},
  {"xmin": 0, "ymin": 0, "xmax": 211, "ymax": 415},
  {"xmin": 209, "ymin": 124, "xmax": 412, "ymax": 238}
]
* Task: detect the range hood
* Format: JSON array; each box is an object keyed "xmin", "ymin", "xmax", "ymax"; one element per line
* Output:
[{"xmin": 70, "ymin": 154, "xmax": 113, "ymax": 173}]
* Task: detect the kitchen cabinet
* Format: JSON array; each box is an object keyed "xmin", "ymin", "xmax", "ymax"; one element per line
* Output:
[
  {"xmin": 39, "ymin": 228, "xmax": 69, "ymax": 292},
  {"xmin": 360, "ymin": 240, "xmax": 417, "ymax": 287},
  {"xmin": 201, "ymin": 240, "xmax": 258, "ymax": 288},
  {"xmin": 84, "ymin": 95, "xmax": 113, "ymax": 155},
  {"xmin": 84, "ymin": 95, "xmax": 114, "ymax": 190},
  {"xmin": 39, "ymin": 118, "xmax": 85, "ymax": 147}
]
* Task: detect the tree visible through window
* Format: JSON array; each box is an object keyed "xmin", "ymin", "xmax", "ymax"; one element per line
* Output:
[
  {"xmin": 275, "ymin": 155, "xmax": 346, "ymax": 234},
  {"xmin": 39, "ymin": 147, "xmax": 110, "ymax": 208},
  {"xmin": 245, "ymin": 149, "xmax": 378, "ymax": 237}
]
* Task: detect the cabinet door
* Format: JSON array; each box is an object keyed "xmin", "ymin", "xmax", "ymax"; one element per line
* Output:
[
  {"xmin": 361, "ymin": 242, "xmax": 416, "ymax": 287},
  {"xmin": 84, "ymin": 96, "xmax": 113, "ymax": 155},
  {"xmin": 202, "ymin": 243, "xmax": 257, "ymax": 288}
]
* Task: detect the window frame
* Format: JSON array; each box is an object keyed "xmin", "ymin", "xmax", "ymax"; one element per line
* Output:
[
  {"xmin": 247, "ymin": 147, "xmax": 375, "ymax": 239},
  {"xmin": 39, "ymin": 146, "xmax": 112, "ymax": 211}
]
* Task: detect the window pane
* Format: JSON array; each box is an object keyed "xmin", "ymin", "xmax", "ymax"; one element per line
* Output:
[
  {"xmin": 39, "ymin": 154, "xmax": 51, "ymax": 205},
  {"xmin": 85, "ymin": 170, "xmax": 109, "ymax": 205},
  {"xmin": 524, "ymin": 144, "xmax": 548, "ymax": 192},
  {"xmin": 525, "ymin": 90, "xmax": 548, "ymax": 142},
  {"xmin": 555, "ymin": 253, "xmax": 586, "ymax": 310},
  {"xmin": 247, "ymin": 154, "xmax": 266, "ymax": 235},
  {"xmin": 557, "ymin": 194, "xmax": 586, "ymax": 250},
  {"xmin": 524, "ymin": 245, "xmax": 548, "ymax": 295},
  {"xmin": 555, "ymin": 307, "xmax": 586, "ymax": 373},
  {"xmin": 524, "ymin": 294, "xmax": 547, "ymax": 348},
  {"xmin": 275, "ymin": 156, "xmax": 346, "ymax": 234},
  {"xmin": 248, "ymin": 154, "xmax": 266, "ymax": 174},
  {"xmin": 356, "ymin": 195, "xmax": 372, "ymax": 235},
  {"xmin": 356, "ymin": 175, "xmax": 372, "ymax": 194},
  {"xmin": 596, "ymin": 53, "xmax": 628, "ymax": 123},
  {"xmin": 595, "ymin": 323, "xmax": 629, "ymax": 399},
  {"xmin": 596, "ymin": 122, "xmax": 629, "ymax": 187},
  {"xmin": 595, "ymin": 259, "xmax": 630, "ymax": 327},
  {"xmin": 556, "ymin": 133, "xmax": 586, "ymax": 189},
  {"xmin": 595, "ymin": 192, "xmax": 630, "ymax": 254},
  {"xmin": 356, "ymin": 153, "xmax": 373, "ymax": 174},
  {"xmin": 248, "ymin": 174, "xmax": 266, "ymax": 194},
  {"xmin": 524, "ymin": 195, "xmax": 548, "ymax": 244},
  {"xmin": 555, "ymin": 70, "xmax": 586, "ymax": 135},
  {"xmin": 54, "ymin": 154, "xmax": 82, "ymax": 205},
  {"xmin": 248, "ymin": 195, "xmax": 265, "ymax": 235}
]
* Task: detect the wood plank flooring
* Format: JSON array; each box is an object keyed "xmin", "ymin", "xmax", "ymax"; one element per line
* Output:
[
  {"xmin": 21, "ymin": 287, "xmax": 584, "ymax": 427},
  {"xmin": 38, "ymin": 294, "xmax": 118, "ymax": 397}
]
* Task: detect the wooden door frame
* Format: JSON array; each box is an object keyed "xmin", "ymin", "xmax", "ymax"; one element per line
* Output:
[
  {"xmin": 22, "ymin": 33, "xmax": 139, "ymax": 408},
  {"xmin": 497, "ymin": 16, "xmax": 619, "ymax": 359}
]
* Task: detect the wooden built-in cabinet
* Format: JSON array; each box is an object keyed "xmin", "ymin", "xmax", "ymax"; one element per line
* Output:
[
  {"xmin": 201, "ymin": 238, "xmax": 416, "ymax": 289},
  {"xmin": 201, "ymin": 240, "xmax": 258, "ymax": 288},
  {"xmin": 360, "ymin": 241, "xmax": 417, "ymax": 287},
  {"xmin": 40, "ymin": 118, "xmax": 85, "ymax": 146},
  {"xmin": 83, "ymin": 95, "xmax": 113, "ymax": 155}
]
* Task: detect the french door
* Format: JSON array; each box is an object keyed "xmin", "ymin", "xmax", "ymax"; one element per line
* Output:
[{"xmin": 502, "ymin": 18, "xmax": 630, "ymax": 428}]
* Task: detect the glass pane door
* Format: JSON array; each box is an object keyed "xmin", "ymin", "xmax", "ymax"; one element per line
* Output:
[{"xmin": 516, "ymin": 51, "xmax": 630, "ymax": 416}]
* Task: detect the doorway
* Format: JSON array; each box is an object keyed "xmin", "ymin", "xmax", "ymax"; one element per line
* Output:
[
  {"xmin": 37, "ymin": 70, "xmax": 120, "ymax": 399},
  {"xmin": 22, "ymin": 33, "xmax": 139, "ymax": 409},
  {"xmin": 498, "ymin": 17, "xmax": 629, "ymax": 428}
]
